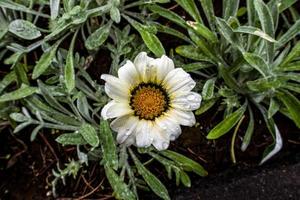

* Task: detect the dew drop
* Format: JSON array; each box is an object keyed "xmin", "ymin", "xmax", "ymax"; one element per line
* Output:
[{"xmin": 162, "ymin": 142, "xmax": 169, "ymax": 149}]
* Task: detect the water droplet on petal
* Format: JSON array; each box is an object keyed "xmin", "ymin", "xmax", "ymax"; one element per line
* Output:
[{"xmin": 162, "ymin": 142, "xmax": 169, "ymax": 149}]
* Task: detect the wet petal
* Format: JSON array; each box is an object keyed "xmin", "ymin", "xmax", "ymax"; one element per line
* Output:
[
  {"xmin": 172, "ymin": 92, "xmax": 202, "ymax": 111},
  {"xmin": 118, "ymin": 60, "xmax": 140, "ymax": 86},
  {"xmin": 150, "ymin": 55, "xmax": 175, "ymax": 83},
  {"xmin": 101, "ymin": 74, "xmax": 130, "ymax": 101},
  {"xmin": 134, "ymin": 52, "xmax": 155, "ymax": 82},
  {"xmin": 101, "ymin": 100, "xmax": 133, "ymax": 120}
]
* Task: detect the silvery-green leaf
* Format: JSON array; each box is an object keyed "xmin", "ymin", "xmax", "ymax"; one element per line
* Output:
[
  {"xmin": 234, "ymin": 26, "xmax": 276, "ymax": 42},
  {"xmin": 202, "ymin": 78, "xmax": 216, "ymax": 100},
  {"xmin": 0, "ymin": 84, "xmax": 38, "ymax": 103},
  {"xmin": 50, "ymin": 0, "xmax": 60, "ymax": 20},
  {"xmin": 85, "ymin": 21, "xmax": 112, "ymax": 50},
  {"xmin": 56, "ymin": 132, "xmax": 87, "ymax": 145},
  {"xmin": 10, "ymin": 113, "xmax": 29, "ymax": 122},
  {"xmin": 9, "ymin": 19, "xmax": 41, "ymax": 40},
  {"xmin": 79, "ymin": 123, "xmax": 99, "ymax": 147},
  {"xmin": 110, "ymin": 6, "xmax": 120, "ymax": 23}
]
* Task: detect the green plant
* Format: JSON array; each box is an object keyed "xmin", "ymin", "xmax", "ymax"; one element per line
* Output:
[{"xmin": 147, "ymin": 0, "xmax": 300, "ymax": 164}]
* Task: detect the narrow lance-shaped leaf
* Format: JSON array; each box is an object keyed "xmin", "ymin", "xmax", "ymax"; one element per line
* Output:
[
  {"xmin": 56, "ymin": 132, "xmax": 87, "ymax": 145},
  {"xmin": 79, "ymin": 123, "xmax": 99, "ymax": 147},
  {"xmin": 202, "ymin": 78, "xmax": 216, "ymax": 100},
  {"xmin": 187, "ymin": 21, "xmax": 218, "ymax": 44},
  {"xmin": 104, "ymin": 165, "xmax": 136, "ymax": 200},
  {"xmin": 0, "ymin": 84, "xmax": 38, "ymax": 103},
  {"xmin": 0, "ymin": 71, "xmax": 16, "ymax": 94},
  {"xmin": 276, "ymin": 90, "xmax": 300, "ymax": 128},
  {"xmin": 256, "ymin": 104, "xmax": 282, "ymax": 165},
  {"xmin": 65, "ymin": 30, "xmax": 78, "ymax": 93},
  {"xmin": 176, "ymin": 45, "xmax": 213, "ymax": 63},
  {"xmin": 233, "ymin": 26, "xmax": 276, "ymax": 43},
  {"xmin": 243, "ymin": 52, "xmax": 270, "ymax": 77},
  {"xmin": 85, "ymin": 21, "xmax": 112, "ymax": 50},
  {"xmin": 32, "ymin": 39, "xmax": 63, "ymax": 79},
  {"xmin": 8, "ymin": 19, "xmax": 41, "ymax": 40},
  {"xmin": 50, "ymin": 0, "xmax": 60, "ymax": 20},
  {"xmin": 280, "ymin": 42, "xmax": 300, "ymax": 67},
  {"xmin": 175, "ymin": 0, "xmax": 202, "ymax": 23},
  {"xmin": 129, "ymin": 149, "xmax": 170, "ymax": 200},
  {"xmin": 148, "ymin": 5, "xmax": 187, "ymax": 29},
  {"xmin": 223, "ymin": 0, "xmax": 240, "ymax": 20},
  {"xmin": 268, "ymin": 98, "xmax": 280, "ymax": 119},
  {"xmin": 254, "ymin": 0, "xmax": 275, "ymax": 62},
  {"xmin": 215, "ymin": 17, "xmax": 244, "ymax": 52},
  {"xmin": 99, "ymin": 120, "xmax": 118, "ymax": 170},
  {"xmin": 241, "ymin": 105, "xmax": 254, "ymax": 151},
  {"xmin": 276, "ymin": 19, "xmax": 300, "ymax": 48},
  {"xmin": 160, "ymin": 150, "xmax": 208, "ymax": 177},
  {"xmin": 123, "ymin": 15, "xmax": 165, "ymax": 57},
  {"xmin": 198, "ymin": 0, "xmax": 216, "ymax": 30},
  {"xmin": 207, "ymin": 102, "xmax": 247, "ymax": 139}
]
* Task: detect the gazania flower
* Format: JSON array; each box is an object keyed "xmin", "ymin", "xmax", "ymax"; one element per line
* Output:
[{"xmin": 101, "ymin": 52, "xmax": 201, "ymax": 150}]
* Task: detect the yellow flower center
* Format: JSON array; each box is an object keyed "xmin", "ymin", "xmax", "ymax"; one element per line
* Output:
[{"xmin": 130, "ymin": 83, "xmax": 169, "ymax": 120}]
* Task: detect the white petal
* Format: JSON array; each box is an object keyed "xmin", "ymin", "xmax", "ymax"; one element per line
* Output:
[
  {"xmin": 118, "ymin": 60, "xmax": 140, "ymax": 86},
  {"xmin": 111, "ymin": 115, "xmax": 139, "ymax": 143},
  {"xmin": 101, "ymin": 74, "xmax": 130, "ymax": 101},
  {"xmin": 150, "ymin": 55, "xmax": 174, "ymax": 83},
  {"xmin": 133, "ymin": 52, "xmax": 154, "ymax": 82},
  {"xmin": 135, "ymin": 120, "xmax": 153, "ymax": 148},
  {"xmin": 155, "ymin": 115, "xmax": 181, "ymax": 141},
  {"xmin": 167, "ymin": 109, "xmax": 196, "ymax": 127},
  {"xmin": 123, "ymin": 134, "xmax": 136, "ymax": 146},
  {"xmin": 151, "ymin": 125, "xmax": 170, "ymax": 150},
  {"xmin": 101, "ymin": 100, "xmax": 133, "ymax": 120},
  {"xmin": 162, "ymin": 68, "xmax": 196, "ymax": 95},
  {"xmin": 172, "ymin": 92, "xmax": 202, "ymax": 111}
]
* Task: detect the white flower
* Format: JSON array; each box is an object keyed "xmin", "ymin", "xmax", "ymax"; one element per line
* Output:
[{"xmin": 101, "ymin": 52, "xmax": 201, "ymax": 150}]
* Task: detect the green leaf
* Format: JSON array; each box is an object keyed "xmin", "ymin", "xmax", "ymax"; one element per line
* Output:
[
  {"xmin": 176, "ymin": 45, "xmax": 213, "ymax": 62},
  {"xmin": 187, "ymin": 21, "xmax": 218, "ymax": 44},
  {"xmin": 0, "ymin": 71, "xmax": 16, "ymax": 94},
  {"xmin": 256, "ymin": 104, "xmax": 282, "ymax": 165},
  {"xmin": 223, "ymin": 0, "xmax": 240, "ymax": 20},
  {"xmin": 278, "ymin": 0, "xmax": 297, "ymax": 12},
  {"xmin": 277, "ymin": 19, "xmax": 300, "ymax": 48},
  {"xmin": 276, "ymin": 90, "xmax": 300, "ymax": 128},
  {"xmin": 129, "ymin": 149, "xmax": 170, "ymax": 200},
  {"xmin": 0, "ymin": 0, "xmax": 50, "ymax": 18},
  {"xmin": 38, "ymin": 80, "xmax": 73, "ymax": 115},
  {"xmin": 65, "ymin": 30, "xmax": 78, "ymax": 93},
  {"xmin": 180, "ymin": 171, "xmax": 191, "ymax": 187},
  {"xmin": 85, "ymin": 21, "xmax": 112, "ymax": 50},
  {"xmin": 50, "ymin": 0, "xmax": 60, "ymax": 20},
  {"xmin": 56, "ymin": 132, "xmax": 87, "ymax": 145},
  {"xmin": 175, "ymin": 0, "xmax": 202, "ymax": 23},
  {"xmin": 234, "ymin": 26, "xmax": 276, "ymax": 42},
  {"xmin": 241, "ymin": 106, "xmax": 254, "ymax": 151},
  {"xmin": 110, "ymin": 6, "xmax": 120, "ymax": 23},
  {"xmin": 148, "ymin": 5, "xmax": 187, "ymax": 28},
  {"xmin": 254, "ymin": 0, "xmax": 275, "ymax": 62},
  {"xmin": 243, "ymin": 52, "xmax": 270, "ymax": 77},
  {"xmin": 198, "ymin": 0, "xmax": 216, "ymax": 30},
  {"xmin": 10, "ymin": 113, "xmax": 29, "ymax": 122},
  {"xmin": 0, "ymin": 84, "xmax": 38, "ymax": 102},
  {"xmin": 207, "ymin": 102, "xmax": 247, "ymax": 139},
  {"xmin": 268, "ymin": 98, "xmax": 280, "ymax": 119},
  {"xmin": 215, "ymin": 17, "xmax": 244, "ymax": 52},
  {"xmin": 104, "ymin": 165, "xmax": 136, "ymax": 200},
  {"xmin": 79, "ymin": 123, "xmax": 99, "ymax": 147},
  {"xmin": 99, "ymin": 120, "xmax": 118, "ymax": 170},
  {"xmin": 202, "ymin": 78, "xmax": 216, "ymax": 100},
  {"xmin": 153, "ymin": 22, "xmax": 191, "ymax": 43},
  {"xmin": 181, "ymin": 62, "xmax": 213, "ymax": 72},
  {"xmin": 280, "ymin": 42, "xmax": 300, "ymax": 67},
  {"xmin": 15, "ymin": 63, "xmax": 29, "ymax": 85},
  {"xmin": 246, "ymin": 77, "xmax": 285, "ymax": 92},
  {"xmin": 32, "ymin": 41, "xmax": 61, "ymax": 79},
  {"xmin": 195, "ymin": 98, "xmax": 217, "ymax": 115},
  {"xmin": 161, "ymin": 150, "xmax": 208, "ymax": 177},
  {"xmin": 8, "ymin": 19, "xmax": 41, "ymax": 40},
  {"xmin": 124, "ymin": 16, "xmax": 165, "ymax": 57}
]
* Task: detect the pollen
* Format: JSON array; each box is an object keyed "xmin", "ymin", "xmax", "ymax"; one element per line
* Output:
[{"xmin": 130, "ymin": 83, "xmax": 169, "ymax": 120}]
